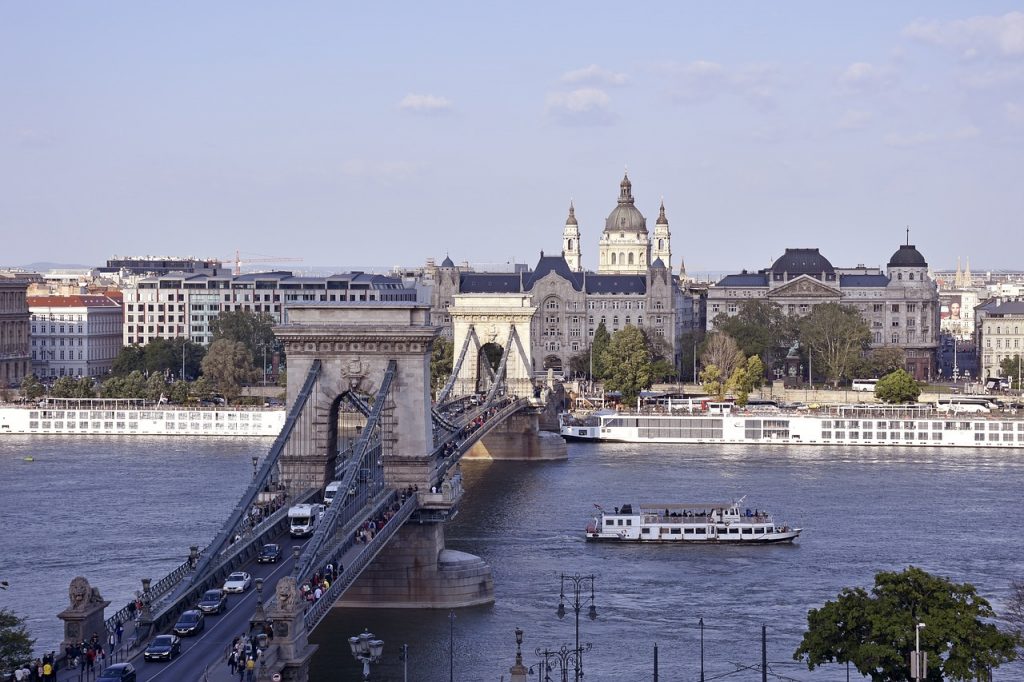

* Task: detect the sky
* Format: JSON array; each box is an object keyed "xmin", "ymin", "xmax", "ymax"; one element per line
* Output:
[{"xmin": 2, "ymin": 2, "xmax": 1023, "ymax": 274}]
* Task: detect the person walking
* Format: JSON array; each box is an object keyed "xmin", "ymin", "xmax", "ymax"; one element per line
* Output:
[
  {"xmin": 228, "ymin": 648, "xmax": 237, "ymax": 675},
  {"xmin": 245, "ymin": 655, "xmax": 256, "ymax": 682}
]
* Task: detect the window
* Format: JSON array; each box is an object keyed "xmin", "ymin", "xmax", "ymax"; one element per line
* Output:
[
  {"xmin": 892, "ymin": 333, "xmax": 899, "ymax": 343},
  {"xmin": 891, "ymin": 304, "xmax": 900, "ymax": 312}
]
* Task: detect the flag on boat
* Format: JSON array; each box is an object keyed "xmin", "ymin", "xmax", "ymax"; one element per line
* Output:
[{"xmin": 593, "ymin": 503, "xmax": 604, "ymax": 512}]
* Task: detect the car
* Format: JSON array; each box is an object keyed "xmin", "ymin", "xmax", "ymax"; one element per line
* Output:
[
  {"xmin": 257, "ymin": 543, "xmax": 282, "ymax": 563},
  {"xmin": 143, "ymin": 634, "xmax": 181, "ymax": 661},
  {"xmin": 172, "ymin": 609, "xmax": 205, "ymax": 636},
  {"xmin": 97, "ymin": 663, "xmax": 136, "ymax": 681},
  {"xmin": 197, "ymin": 588, "xmax": 227, "ymax": 614},
  {"xmin": 222, "ymin": 571, "xmax": 252, "ymax": 593}
]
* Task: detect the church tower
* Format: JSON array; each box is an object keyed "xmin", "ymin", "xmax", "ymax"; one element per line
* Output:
[
  {"xmin": 562, "ymin": 201, "xmax": 583, "ymax": 272},
  {"xmin": 651, "ymin": 199, "xmax": 672, "ymax": 270},
  {"xmin": 598, "ymin": 173, "xmax": 651, "ymax": 274}
]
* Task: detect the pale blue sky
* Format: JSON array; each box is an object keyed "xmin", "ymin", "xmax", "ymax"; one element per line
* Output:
[{"xmin": 3, "ymin": 2, "xmax": 1023, "ymax": 273}]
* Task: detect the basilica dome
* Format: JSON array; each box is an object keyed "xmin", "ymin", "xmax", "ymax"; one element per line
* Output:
[
  {"xmin": 887, "ymin": 244, "xmax": 927, "ymax": 268},
  {"xmin": 604, "ymin": 173, "xmax": 648, "ymax": 235}
]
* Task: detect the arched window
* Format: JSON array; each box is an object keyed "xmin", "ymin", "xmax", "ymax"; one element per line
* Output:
[
  {"xmin": 628, "ymin": 252, "xmax": 635, "ymax": 265},
  {"xmin": 658, "ymin": 239, "xmax": 664, "ymax": 250},
  {"xmin": 909, "ymin": 272, "xmax": 915, "ymax": 280},
  {"xmin": 567, "ymin": 239, "xmax": 573, "ymax": 250},
  {"xmin": 897, "ymin": 273, "xmax": 903, "ymax": 280},
  {"xmin": 619, "ymin": 252, "xmax": 625, "ymax": 265},
  {"xmin": 610, "ymin": 253, "xmax": 616, "ymax": 265}
]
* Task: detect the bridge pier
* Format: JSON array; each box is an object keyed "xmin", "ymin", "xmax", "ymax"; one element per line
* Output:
[
  {"xmin": 265, "ymin": 577, "xmax": 319, "ymax": 681},
  {"xmin": 465, "ymin": 410, "xmax": 567, "ymax": 460},
  {"xmin": 337, "ymin": 521, "xmax": 494, "ymax": 608}
]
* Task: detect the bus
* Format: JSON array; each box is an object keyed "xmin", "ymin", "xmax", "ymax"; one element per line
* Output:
[
  {"xmin": 936, "ymin": 396, "xmax": 992, "ymax": 414},
  {"xmin": 851, "ymin": 379, "xmax": 879, "ymax": 392}
]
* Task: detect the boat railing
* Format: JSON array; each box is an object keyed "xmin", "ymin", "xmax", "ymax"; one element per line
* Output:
[{"xmin": 643, "ymin": 514, "xmax": 774, "ymax": 525}]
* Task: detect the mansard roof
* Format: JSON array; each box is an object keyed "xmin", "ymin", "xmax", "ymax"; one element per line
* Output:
[
  {"xmin": 840, "ymin": 274, "xmax": 891, "ymax": 287},
  {"xmin": 716, "ymin": 273, "xmax": 769, "ymax": 287},
  {"xmin": 522, "ymin": 255, "xmax": 583, "ymax": 291},
  {"xmin": 459, "ymin": 273, "xmax": 522, "ymax": 293},
  {"xmin": 585, "ymin": 274, "xmax": 647, "ymax": 295},
  {"xmin": 770, "ymin": 248, "xmax": 835, "ymax": 276}
]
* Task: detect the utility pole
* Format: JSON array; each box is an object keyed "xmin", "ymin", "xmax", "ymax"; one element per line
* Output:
[{"xmin": 761, "ymin": 624, "xmax": 767, "ymax": 682}]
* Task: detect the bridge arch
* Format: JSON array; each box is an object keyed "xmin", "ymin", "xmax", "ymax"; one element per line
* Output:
[{"xmin": 449, "ymin": 294, "xmax": 536, "ymax": 398}]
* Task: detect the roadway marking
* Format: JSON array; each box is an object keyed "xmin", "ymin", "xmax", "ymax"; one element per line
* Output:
[{"xmin": 142, "ymin": 538, "xmax": 310, "ymax": 681}]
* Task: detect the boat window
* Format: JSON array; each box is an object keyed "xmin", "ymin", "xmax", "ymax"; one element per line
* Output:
[
  {"xmin": 729, "ymin": 528, "xmax": 740, "ymax": 534},
  {"xmin": 742, "ymin": 528, "xmax": 752, "ymax": 533},
  {"xmin": 684, "ymin": 528, "xmax": 694, "ymax": 534},
  {"xmin": 641, "ymin": 528, "xmax": 650, "ymax": 534},
  {"xmin": 625, "ymin": 520, "xmax": 632, "ymax": 526},
  {"xmin": 671, "ymin": 528, "xmax": 681, "ymax": 534},
  {"xmin": 605, "ymin": 520, "xmax": 613, "ymax": 526},
  {"xmin": 695, "ymin": 528, "xmax": 705, "ymax": 534}
]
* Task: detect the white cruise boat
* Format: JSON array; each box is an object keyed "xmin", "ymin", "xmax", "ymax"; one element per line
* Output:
[
  {"xmin": 560, "ymin": 403, "xmax": 1024, "ymax": 448},
  {"xmin": 586, "ymin": 499, "xmax": 801, "ymax": 544}
]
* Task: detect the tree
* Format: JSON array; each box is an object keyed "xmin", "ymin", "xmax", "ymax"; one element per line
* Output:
[
  {"xmin": 50, "ymin": 376, "xmax": 78, "ymax": 398},
  {"xmin": 852, "ymin": 347, "xmax": 907, "ymax": 380},
  {"xmin": 201, "ymin": 339, "xmax": 256, "ymax": 404},
  {"xmin": 875, "ymin": 369, "xmax": 922, "ymax": 404},
  {"xmin": 73, "ymin": 377, "xmax": 96, "ymax": 398},
  {"xmin": 700, "ymin": 333, "xmax": 745, "ymax": 382},
  {"xmin": 0, "ymin": 607, "xmax": 35, "ymax": 673},
  {"xmin": 111, "ymin": 345, "xmax": 146, "ymax": 376},
  {"xmin": 729, "ymin": 355, "xmax": 765, "ymax": 406},
  {"xmin": 121, "ymin": 371, "xmax": 147, "ymax": 399},
  {"xmin": 700, "ymin": 364, "xmax": 726, "ymax": 401},
  {"xmin": 20, "ymin": 375, "xmax": 44, "ymax": 400},
  {"xmin": 998, "ymin": 355, "xmax": 1022, "ymax": 386},
  {"xmin": 210, "ymin": 310, "xmax": 278, "ymax": 363},
  {"xmin": 190, "ymin": 376, "xmax": 215, "ymax": 401},
  {"xmin": 1007, "ymin": 580, "xmax": 1024, "ymax": 645},
  {"xmin": 644, "ymin": 331, "xmax": 677, "ymax": 383},
  {"xmin": 798, "ymin": 303, "xmax": 872, "ymax": 385},
  {"xmin": 590, "ymin": 321, "xmax": 612, "ymax": 380},
  {"xmin": 431, "ymin": 337, "xmax": 454, "ymax": 393},
  {"xmin": 145, "ymin": 373, "xmax": 167, "ymax": 402},
  {"xmin": 794, "ymin": 566, "xmax": 1020, "ymax": 681},
  {"xmin": 713, "ymin": 300, "xmax": 791, "ymax": 366},
  {"xmin": 678, "ymin": 331, "xmax": 701, "ymax": 383},
  {"xmin": 99, "ymin": 376, "xmax": 124, "ymax": 399},
  {"xmin": 169, "ymin": 380, "xmax": 190, "ymax": 404},
  {"xmin": 600, "ymin": 326, "xmax": 653, "ymax": 404}
]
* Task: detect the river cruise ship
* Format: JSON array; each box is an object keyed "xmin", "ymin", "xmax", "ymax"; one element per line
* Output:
[
  {"xmin": 560, "ymin": 403, "xmax": 1024, "ymax": 448},
  {"xmin": 586, "ymin": 499, "xmax": 801, "ymax": 544},
  {"xmin": 0, "ymin": 399, "xmax": 285, "ymax": 437}
]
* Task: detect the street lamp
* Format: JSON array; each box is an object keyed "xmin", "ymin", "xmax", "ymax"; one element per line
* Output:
[
  {"xmin": 534, "ymin": 644, "xmax": 590, "ymax": 682},
  {"xmin": 251, "ymin": 455, "xmax": 259, "ymax": 480},
  {"xmin": 699, "ymin": 617, "xmax": 704, "ymax": 682},
  {"xmin": 348, "ymin": 629, "xmax": 384, "ymax": 681},
  {"xmin": 556, "ymin": 573, "xmax": 597, "ymax": 682},
  {"xmin": 912, "ymin": 622, "xmax": 926, "ymax": 681}
]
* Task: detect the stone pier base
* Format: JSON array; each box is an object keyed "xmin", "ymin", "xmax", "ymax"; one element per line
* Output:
[
  {"xmin": 337, "ymin": 523, "xmax": 493, "ymax": 608},
  {"xmin": 465, "ymin": 411, "xmax": 567, "ymax": 461}
]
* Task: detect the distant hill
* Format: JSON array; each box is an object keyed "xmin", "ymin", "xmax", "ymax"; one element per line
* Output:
[{"xmin": 7, "ymin": 262, "xmax": 95, "ymax": 271}]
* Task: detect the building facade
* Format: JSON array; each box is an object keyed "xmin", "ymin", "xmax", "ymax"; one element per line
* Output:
[
  {"xmin": 424, "ymin": 174, "xmax": 697, "ymax": 376},
  {"xmin": 121, "ymin": 271, "xmax": 416, "ymax": 346},
  {"xmin": 0, "ymin": 277, "xmax": 31, "ymax": 387},
  {"xmin": 976, "ymin": 300, "xmax": 1024, "ymax": 382},
  {"xmin": 28, "ymin": 295, "xmax": 123, "ymax": 379},
  {"xmin": 708, "ymin": 244, "xmax": 940, "ymax": 381}
]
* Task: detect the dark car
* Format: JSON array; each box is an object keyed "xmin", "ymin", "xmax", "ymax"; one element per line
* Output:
[
  {"xmin": 97, "ymin": 663, "xmax": 136, "ymax": 681},
  {"xmin": 197, "ymin": 588, "xmax": 227, "ymax": 614},
  {"xmin": 257, "ymin": 543, "xmax": 282, "ymax": 563},
  {"xmin": 173, "ymin": 609, "xmax": 205, "ymax": 636},
  {"xmin": 144, "ymin": 634, "xmax": 181, "ymax": 661}
]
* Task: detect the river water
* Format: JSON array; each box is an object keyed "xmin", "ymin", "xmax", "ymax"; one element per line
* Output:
[{"xmin": 2, "ymin": 436, "xmax": 1022, "ymax": 680}]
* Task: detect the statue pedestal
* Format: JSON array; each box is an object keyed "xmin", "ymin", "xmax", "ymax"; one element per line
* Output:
[
  {"xmin": 57, "ymin": 577, "xmax": 110, "ymax": 652},
  {"xmin": 264, "ymin": 577, "xmax": 318, "ymax": 682}
]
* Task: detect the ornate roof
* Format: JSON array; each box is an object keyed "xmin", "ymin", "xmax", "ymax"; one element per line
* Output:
[
  {"xmin": 441, "ymin": 255, "xmax": 455, "ymax": 268},
  {"xmin": 604, "ymin": 173, "xmax": 647, "ymax": 235},
  {"xmin": 770, "ymin": 248, "xmax": 835, "ymax": 276},
  {"xmin": 656, "ymin": 200, "xmax": 668, "ymax": 226},
  {"xmin": 565, "ymin": 201, "xmax": 578, "ymax": 226},
  {"xmin": 887, "ymin": 244, "xmax": 927, "ymax": 268}
]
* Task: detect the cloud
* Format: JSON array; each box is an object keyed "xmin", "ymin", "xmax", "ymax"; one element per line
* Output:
[
  {"xmin": 659, "ymin": 60, "xmax": 779, "ymax": 108},
  {"xmin": 837, "ymin": 62, "xmax": 894, "ymax": 91},
  {"xmin": 834, "ymin": 109, "xmax": 873, "ymax": 131},
  {"xmin": 398, "ymin": 94, "xmax": 452, "ymax": 113},
  {"xmin": 545, "ymin": 88, "xmax": 616, "ymax": 126},
  {"xmin": 339, "ymin": 159, "xmax": 420, "ymax": 181},
  {"xmin": 904, "ymin": 11, "xmax": 1024, "ymax": 58},
  {"xmin": 560, "ymin": 64, "xmax": 628, "ymax": 86},
  {"xmin": 883, "ymin": 125, "xmax": 980, "ymax": 148}
]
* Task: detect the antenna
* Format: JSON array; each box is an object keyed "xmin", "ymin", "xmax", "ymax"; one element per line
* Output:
[{"xmin": 906, "ymin": 225, "xmax": 910, "ymax": 245}]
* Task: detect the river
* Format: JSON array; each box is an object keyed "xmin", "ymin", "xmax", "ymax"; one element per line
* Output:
[{"xmin": 2, "ymin": 436, "xmax": 1022, "ymax": 680}]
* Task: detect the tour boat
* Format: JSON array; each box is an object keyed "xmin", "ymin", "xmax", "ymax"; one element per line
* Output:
[{"xmin": 585, "ymin": 498, "xmax": 801, "ymax": 544}]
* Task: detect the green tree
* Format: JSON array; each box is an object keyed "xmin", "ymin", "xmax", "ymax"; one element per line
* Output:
[
  {"xmin": 874, "ymin": 369, "xmax": 922, "ymax": 404},
  {"xmin": 190, "ymin": 376, "xmax": 215, "ymax": 401},
  {"xmin": 169, "ymin": 380, "xmax": 190, "ymax": 404},
  {"xmin": 210, "ymin": 310, "xmax": 278, "ymax": 362},
  {"xmin": 852, "ymin": 347, "xmax": 907, "ymax": 380},
  {"xmin": 678, "ymin": 331, "xmax": 701, "ymax": 383},
  {"xmin": 600, "ymin": 325, "xmax": 652, "ymax": 404},
  {"xmin": 798, "ymin": 303, "xmax": 872, "ymax": 385},
  {"xmin": 145, "ymin": 373, "xmax": 167, "ymax": 402},
  {"xmin": 794, "ymin": 566, "xmax": 1019, "ymax": 681},
  {"xmin": 729, "ymin": 355, "xmax": 766, "ymax": 406},
  {"xmin": 276, "ymin": 367, "xmax": 287, "ymax": 388},
  {"xmin": 50, "ymin": 376, "xmax": 78, "ymax": 398},
  {"xmin": 201, "ymin": 339, "xmax": 256, "ymax": 404},
  {"xmin": 431, "ymin": 337, "xmax": 454, "ymax": 393},
  {"xmin": 122, "ymin": 370, "xmax": 147, "ymax": 399},
  {"xmin": 644, "ymin": 331, "xmax": 677, "ymax": 383},
  {"xmin": 998, "ymin": 355, "xmax": 1022, "ymax": 387},
  {"xmin": 713, "ymin": 300, "xmax": 791, "ymax": 366},
  {"xmin": 99, "ymin": 376, "xmax": 125, "ymax": 399},
  {"xmin": 700, "ymin": 364, "xmax": 726, "ymax": 401},
  {"xmin": 20, "ymin": 375, "xmax": 44, "ymax": 400},
  {"xmin": 0, "ymin": 607, "xmax": 35, "ymax": 673},
  {"xmin": 111, "ymin": 345, "xmax": 146, "ymax": 376},
  {"xmin": 71, "ymin": 376, "xmax": 96, "ymax": 399},
  {"xmin": 590, "ymin": 321, "xmax": 612, "ymax": 380}
]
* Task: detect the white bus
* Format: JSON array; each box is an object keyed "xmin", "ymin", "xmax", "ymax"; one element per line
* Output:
[
  {"xmin": 936, "ymin": 396, "xmax": 992, "ymax": 414},
  {"xmin": 851, "ymin": 379, "xmax": 879, "ymax": 392}
]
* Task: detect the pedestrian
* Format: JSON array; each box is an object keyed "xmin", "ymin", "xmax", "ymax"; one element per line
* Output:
[
  {"xmin": 116, "ymin": 621, "xmax": 124, "ymax": 645},
  {"xmin": 228, "ymin": 649, "xmax": 237, "ymax": 675},
  {"xmin": 237, "ymin": 656, "xmax": 246, "ymax": 681},
  {"xmin": 245, "ymin": 655, "xmax": 256, "ymax": 682}
]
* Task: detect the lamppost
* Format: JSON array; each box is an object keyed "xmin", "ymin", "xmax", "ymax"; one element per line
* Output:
[
  {"xmin": 556, "ymin": 573, "xmax": 597, "ymax": 682},
  {"xmin": 912, "ymin": 622, "xmax": 926, "ymax": 681},
  {"xmin": 348, "ymin": 630, "xmax": 384, "ymax": 681},
  {"xmin": 251, "ymin": 455, "xmax": 259, "ymax": 480},
  {"xmin": 534, "ymin": 644, "xmax": 590, "ymax": 682},
  {"xmin": 699, "ymin": 617, "xmax": 705, "ymax": 682}
]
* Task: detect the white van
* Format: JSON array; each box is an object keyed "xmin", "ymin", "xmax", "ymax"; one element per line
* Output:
[
  {"xmin": 288, "ymin": 503, "xmax": 326, "ymax": 537},
  {"xmin": 324, "ymin": 480, "xmax": 342, "ymax": 507}
]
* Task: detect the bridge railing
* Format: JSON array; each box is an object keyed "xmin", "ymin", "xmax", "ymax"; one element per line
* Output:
[{"xmin": 303, "ymin": 492, "xmax": 418, "ymax": 632}]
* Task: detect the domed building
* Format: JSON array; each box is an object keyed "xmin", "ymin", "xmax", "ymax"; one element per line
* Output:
[{"xmin": 708, "ymin": 242, "xmax": 940, "ymax": 380}]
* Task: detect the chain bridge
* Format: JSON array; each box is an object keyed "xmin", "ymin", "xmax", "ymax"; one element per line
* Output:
[{"xmin": 58, "ymin": 302, "xmax": 566, "ymax": 682}]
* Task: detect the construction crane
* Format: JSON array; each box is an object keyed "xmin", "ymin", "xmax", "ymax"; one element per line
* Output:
[{"xmin": 231, "ymin": 250, "xmax": 303, "ymax": 276}]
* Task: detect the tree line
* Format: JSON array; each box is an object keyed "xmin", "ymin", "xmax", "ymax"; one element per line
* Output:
[{"xmin": 21, "ymin": 311, "xmax": 284, "ymax": 405}]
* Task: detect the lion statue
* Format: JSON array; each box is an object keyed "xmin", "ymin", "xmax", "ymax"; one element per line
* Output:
[
  {"xmin": 275, "ymin": 576, "xmax": 298, "ymax": 610},
  {"xmin": 68, "ymin": 576, "xmax": 91, "ymax": 611}
]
